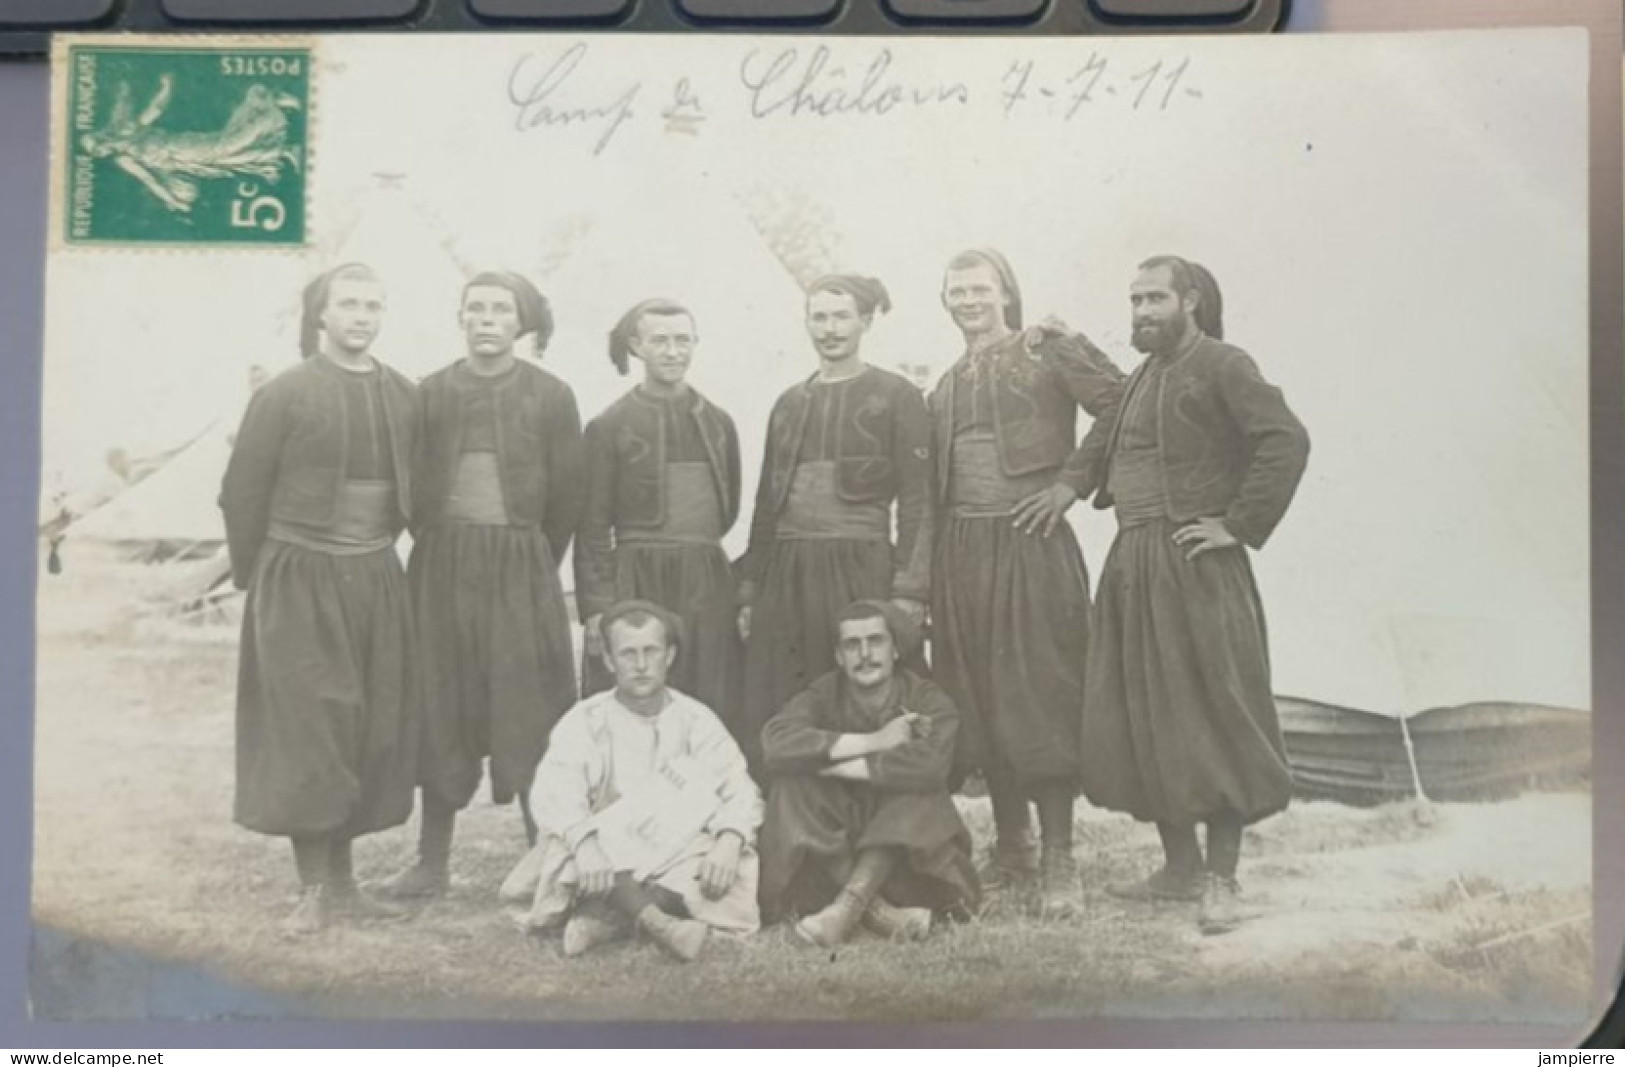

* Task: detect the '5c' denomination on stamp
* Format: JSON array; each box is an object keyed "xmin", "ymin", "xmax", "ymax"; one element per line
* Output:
[{"xmin": 60, "ymin": 41, "xmax": 310, "ymax": 247}]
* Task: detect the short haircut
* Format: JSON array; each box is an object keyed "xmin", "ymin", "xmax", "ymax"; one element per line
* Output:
[
  {"xmin": 830, "ymin": 598, "xmax": 921, "ymax": 660},
  {"xmin": 833, "ymin": 599, "xmax": 891, "ymax": 640},
  {"xmin": 599, "ymin": 599, "xmax": 685, "ymax": 655}
]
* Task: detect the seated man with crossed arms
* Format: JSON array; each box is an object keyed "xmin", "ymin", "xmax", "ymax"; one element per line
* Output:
[{"xmin": 758, "ymin": 600, "xmax": 981, "ymax": 947}]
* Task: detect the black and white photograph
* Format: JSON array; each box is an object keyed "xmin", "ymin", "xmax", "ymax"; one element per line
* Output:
[{"xmin": 32, "ymin": 28, "xmax": 1592, "ymax": 1023}]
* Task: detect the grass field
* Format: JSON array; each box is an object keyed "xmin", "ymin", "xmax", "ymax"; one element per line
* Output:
[{"xmin": 29, "ymin": 545, "xmax": 1595, "ymax": 1023}]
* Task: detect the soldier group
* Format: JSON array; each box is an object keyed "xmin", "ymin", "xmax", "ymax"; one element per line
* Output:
[{"xmin": 220, "ymin": 248, "xmax": 1310, "ymax": 961}]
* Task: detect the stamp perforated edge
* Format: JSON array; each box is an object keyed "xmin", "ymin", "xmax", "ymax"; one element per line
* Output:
[{"xmin": 48, "ymin": 32, "xmax": 322, "ymax": 255}]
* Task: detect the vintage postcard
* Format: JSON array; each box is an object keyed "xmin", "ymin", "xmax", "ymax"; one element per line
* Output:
[{"xmin": 33, "ymin": 29, "xmax": 1592, "ymax": 1024}]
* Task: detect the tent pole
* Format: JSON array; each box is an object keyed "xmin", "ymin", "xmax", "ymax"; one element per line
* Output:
[{"xmin": 1397, "ymin": 710, "xmax": 1437, "ymax": 825}]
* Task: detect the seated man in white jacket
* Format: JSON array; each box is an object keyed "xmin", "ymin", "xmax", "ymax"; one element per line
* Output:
[{"xmin": 500, "ymin": 599, "xmax": 763, "ymax": 961}]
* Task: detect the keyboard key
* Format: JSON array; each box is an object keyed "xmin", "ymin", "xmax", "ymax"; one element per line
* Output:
[
  {"xmin": 887, "ymin": 0, "xmax": 1044, "ymax": 19},
  {"xmin": 1092, "ymin": 0, "xmax": 1252, "ymax": 18},
  {"xmin": 678, "ymin": 0, "xmax": 839, "ymax": 20},
  {"xmin": 162, "ymin": 0, "xmax": 418, "ymax": 21},
  {"xmin": 0, "ymin": 0, "xmax": 113, "ymax": 25},
  {"xmin": 471, "ymin": 0, "xmax": 631, "ymax": 18}
]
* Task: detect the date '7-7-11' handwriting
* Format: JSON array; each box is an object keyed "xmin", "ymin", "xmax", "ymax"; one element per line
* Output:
[{"xmin": 1001, "ymin": 54, "xmax": 1201, "ymax": 117}]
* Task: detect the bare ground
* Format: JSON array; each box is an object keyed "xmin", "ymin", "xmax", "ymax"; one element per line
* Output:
[{"xmin": 28, "ymin": 546, "xmax": 1595, "ymax": 1024}]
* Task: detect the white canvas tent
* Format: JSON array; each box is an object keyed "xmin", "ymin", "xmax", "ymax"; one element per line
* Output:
[
  {"xmin": 39, "ymin": 413, "xmax": 240, "ymax": 624},
  {"xmin": 70, "ymin": 417, "xmax": 232, "ymax": 555}
]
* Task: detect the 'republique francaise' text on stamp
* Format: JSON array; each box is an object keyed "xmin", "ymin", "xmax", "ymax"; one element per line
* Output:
[{"xmin": 62, "ymin": 42, "xmax": 310, "ymax": 247}]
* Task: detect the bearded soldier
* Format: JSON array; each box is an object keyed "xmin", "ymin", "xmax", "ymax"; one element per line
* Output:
[{"xmin": 1084, "ymin": 257, "xmax": 1309, "ymax": 934}]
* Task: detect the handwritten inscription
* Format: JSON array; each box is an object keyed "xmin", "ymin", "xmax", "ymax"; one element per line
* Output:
[
  {"xmin": 737, "ymin": 46, "xmax": 969, "ymax": 120},
  {"xmin": 508, "ymin": 43, "xmax": 641, "ymax": 155},
  {"xmin": 504, "ymin": 42, "xmax": 1202, "ymax": 155},
  {"xmin": 663, "ymin": 77, "xmax": 706, "ymax": 137},
  {"xmin": 1002, "ymin": 54, "xmax": 1201, "ymax": 117}
]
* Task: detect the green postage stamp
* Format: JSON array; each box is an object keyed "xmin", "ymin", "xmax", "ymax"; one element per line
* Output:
[{"xmin": 59, "ymin": 41, "xmax": 310, "ymax": 247}]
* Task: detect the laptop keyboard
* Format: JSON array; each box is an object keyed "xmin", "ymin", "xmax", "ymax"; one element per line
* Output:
[
  {"xmin": 680, "ymin": 0, "xmax": 842, "ymax": 20},
  {"xmin": 0, "ymin": 0, "xmax": 1284, "ymax": 55},
  {"xmin": 887, "ymin": 0, "xmax": 1048, "ymax": 21},
  {"xmin": 1092, "ymin": 0, "xmax": 1255, "ymax": 18},
  {"xmin": 161, "ymin": 0, "xmax": 422, "ymax": 21},
  {"xmin": 470, "ymin": 0, "xmax": 634, "ymax": 20},
  {"xmin": 0, "ymin": 0, "xmax": 115, "ymax": 25}
]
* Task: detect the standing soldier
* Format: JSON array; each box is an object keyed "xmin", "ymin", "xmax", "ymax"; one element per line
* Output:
[
  {"xmin": 737, "ymin": 275, "xmax": 933, "ymax": 767},
  {"xmin": 929, "ymin": 248, "xmax": 1123, "ymax": 915},
  {"xmin": 380, "ymin": 270, "xmax": 585, "ymax": 900},
  {"xmin": 575, "ymin": 299, "xmax": 744, "ymax": 741},
  {"xmin": 1085, "ymin": 257, "xmax": 1309, "ymax": 934},
  {"xmin": 221, "ymin": 262, "xmax": 420, "ymax": 936}
]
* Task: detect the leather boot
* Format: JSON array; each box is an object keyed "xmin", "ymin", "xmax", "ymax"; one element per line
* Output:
[
  {"xmin": 795, "ymin": 889, "xmax": 866, "ymax": 948},
  {"xmin": 329, "ymin": 883, "xmax": 411, "ymax": 922},
  {"xmin": 862, "ymin": 897, "xmax": 932, "ymax": 941},
  {"xmin": 378, "ymin": 796, "xmax": 454, "ymax": 900},
  {"xmin": 980, "ymin": 783, "xmax": 1039, "ymax": 890},
  {"xmin": 1035, "ymin": 784, "xmax": 1079, "ymax": 917},
  {"xmin": 1198, "ymin": 873, "xmax": 1257, "ymax": 935},
  {"xmin": 563, "ymin": 900, "xmax": 631, "ymax": 957},
  {"xmin": 795, "ymin": 849, "xmax": 897, "ymax": 948},
  {"xmin": 636, "ymin": 905, "xmax": 708, "ymax": 962},
  {"xmin": 280, "ymin": 884, "xmax": 330, "ymax": 939},
  {"xmin": 374, "ymin": 862, "xmax": 449, "ymax": 901},
  {"xmin": 1037, "ymin": 847, "xmax": 1080, "ymax": 918},
  {"xmin": 519, "ymin": 792, "xmax": 539, "ymax": 848},
  {"xmin": 326, "ymin": 837, "xmax": 409, "ymax": 922},
  {"xmin": 981, "ymin": 834, "xmax": 1041, "ymax": 890}
]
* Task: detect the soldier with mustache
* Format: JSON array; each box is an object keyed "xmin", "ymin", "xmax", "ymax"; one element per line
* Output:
[
  {"xmin": 758, "ymin": 600, "xmax": 979, "ymax": 947},
  {"xmin": 736, "ymin": 274, "xmax": 933, "ymax": 770}
]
